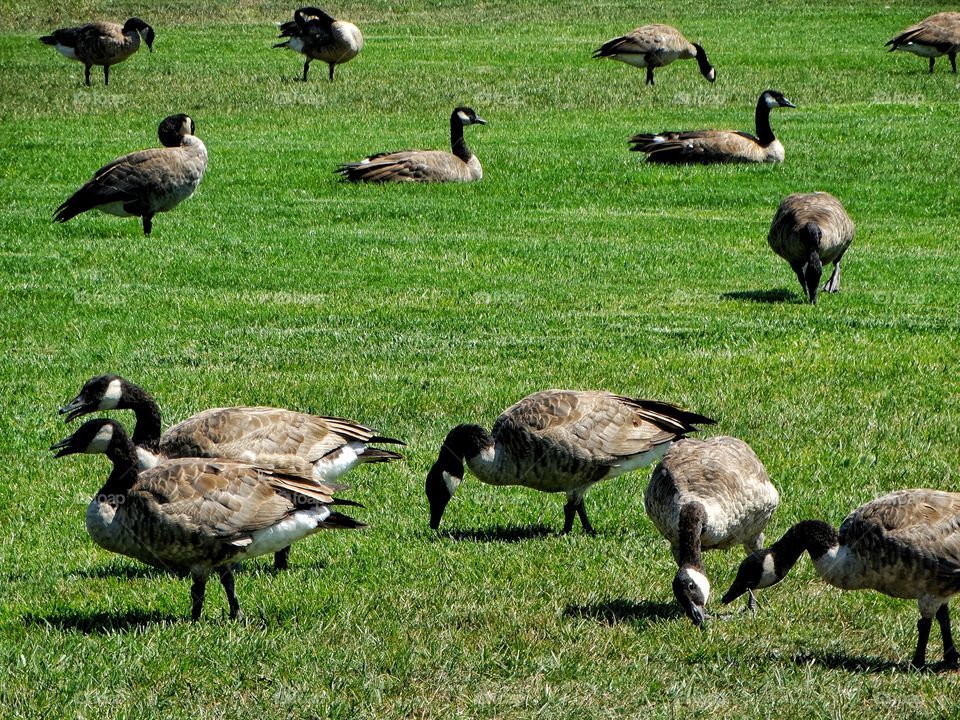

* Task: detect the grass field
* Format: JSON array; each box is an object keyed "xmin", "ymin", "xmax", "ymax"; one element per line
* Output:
[{"xmin": 2, "ymin": 0, "xmax": 960, "ymax": 717}]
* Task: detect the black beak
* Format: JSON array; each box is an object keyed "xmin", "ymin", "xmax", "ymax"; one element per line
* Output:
[
  {"xmin": 781, "ymin": 98, "xmax": 796, "ymax": 108},
  {"xmin": 50, "ymin": 437, "xmax": 76, "ymax": 458},
  {"xmin": 473, "ymin": 116, "xmax": 487, "ymax": 125},
  {"xmin": 58, "ymin": 396, "xmax": 88, "ymax": 422}
]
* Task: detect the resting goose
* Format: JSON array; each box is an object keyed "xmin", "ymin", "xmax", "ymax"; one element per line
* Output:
[
  {"xmin": 644, "ymin": 436, "xmax": 778, "ymax": 627},
  {"xmin": 337, "ymin": 107, "xmax": 486, "ymax": 183},
  {"xmin": 886, "ymin": 12, "xmax": 960, "ymax": 74},
  {"xmin": 722, "ymin": 489, "xmax": 960, "ymax": 669},
  {"xmin": 593, "ymin": 24, "xmax": 715, "ymax": 86},
  {"xmin": 40, "ymin": 17, "xmax": 154, "ymax": 86},
  {"xmin": 53, "ymin": 114, "xmax": 207, "ymax": 236},
  {"xmin": 52, "ymin": 419, "xmax": 364, "ymax": 620},
  {"xmin": 274, "ymin": 6, "xmax": 363, "ymax": 81},
  {"xmin": 426, "ymin": 389, "xmax": 715, "ymax": 533},
  {"xmin": 767, "ymin": 192, "xmax": 855, "ymax": 305},
  {"xmin": 630, "ymin": 89, "xmax": 795, "ymax": 164},
  {"xmin": 59, "ymin": 373, "xmax": 403, "ymax": 569}
]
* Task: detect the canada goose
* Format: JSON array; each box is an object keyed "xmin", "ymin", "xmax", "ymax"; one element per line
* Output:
[
  {"xmin": 767, "ymin": 192, "xmax": 855, "ymax": 305},
  {"xmin": 886, "ymin": 12, "xmax": 960, "ymax": 74},
  {"xmin": 644, "ymin": 436, "xmax": 778, "ymax": 627},
  {"xmin": 426, "ymin": 389, "xmax": 715, "ymax": 533},
  {"xmin": 53, "ymin": 114, "xmax": 207, "ymax": 236},
  {"xmin": 722, "ymin": 489, "xmax": 960, "ymax": 669},
  {"xmin": 52, "ymin": 419, "xmax": 364, "ymax": 620},
  {"xmin": 40, "ymin": 18, "xmax": 154, "ymax": 86},
  {"xmin": 629, "ymin": 89, "xmax": 796, "ymax": 164},
  {"xmin": 59, "ymin": 373, "xmax": 403, "ymax": 569},
  {"xmin": 337, "ymin": 107, "xmax": 486, "ymax": 183},
  {"xmin": 593, "ymin": 24, "xmax": 716, "ymax": 86},
  {"xmin": 274, "ymin": 7, "xmax": 363, "ymax": 81}
]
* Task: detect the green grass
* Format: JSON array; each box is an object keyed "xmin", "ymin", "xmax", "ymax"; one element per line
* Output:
[{"xmin": 2, "ymin": 0, "xmax": 960, "ymax": 717}]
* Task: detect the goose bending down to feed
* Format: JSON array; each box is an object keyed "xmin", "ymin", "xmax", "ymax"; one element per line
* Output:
[
  {"xmin": 722, "ymin": 489, "xmax": 960, "ymax": 669},
  {"xmin": 337, "ymin": 107, "xmax": 486, "ymax": 183},
  {"xmin": 59, "ymin": 374, "xmax": 403, "ymax": 569},
  {"xmin": 593, "ymin": 24, "xmax": 715, "ymax": 86},
  {"xmin": 630, "ymin": 89, "xmax": 795, "ymax": 164},
  {"xmin": 52, "ymin": 419, "xmax": 365, "ymax": 620},
  {"xmin": 40, "ymin": 18, "xmax": 154, "ymax": 86},
  {"xmin": 53, "ymin": 114, "xmax": 207, "ymax": 236},
  {"xmin": 767, "ymin": 192, "xmax": 855, "ymax": 305},
  {"xmin": 274, "ymin": 6, "xmax": 363, "ymax": 81},
  {"xmin": 425, "ymin": 389, "xmax": 715, "ymax": 533},
  {"xmin": 644, "ymin": 436, "xmax": 778, "ymax": 627},
  {"xmin": 886, "ymin": 12, "xmax": 960, "ymax": 74}
]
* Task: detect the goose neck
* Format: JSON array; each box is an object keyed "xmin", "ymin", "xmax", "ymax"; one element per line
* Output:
[
  {"xmin": 450, "ymin": 118, "xmax": 472, "ymax": 162},
  {"xmin": 754, "ymin": 98, "xmax": 776, "ymax": 147},
  {"xmin": 676, "ymin": 502, "xmax": 706, "ymax": 569}
]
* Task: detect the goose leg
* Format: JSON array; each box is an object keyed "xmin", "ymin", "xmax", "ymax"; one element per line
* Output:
[
  {"xmin": 803, "ymin": 252, "xmax": 823, "ymax": 305},
  {"xmin": 328, "ymin": 62, "xmax": 335, "ymax": 81},
  {"xmin": 929, "ymin": 57, "xmax": 936, "ymax": 74},
  {"xmin": 103, "ymin": 64, "xmax": 109, "ymax": 86},
  {"xmin": 84, "ymin": 64, "xmax": 92, "ymax": 86},
  {"xmin": 562, "ymin": 497, "xmax": 577, "ymax": 534},
  {"xmin": 792, "ymin": 265, "xmax": 809, "ymax": 302},
  {"xmin": 746, "ymin": 589, "xmax": 758, "ymax": 615},
  {"xmin": 913, "ymin": 615, "xmax": 932, "ymax": 669},
  {"xmin": 190, "ymin": 575, "xmax": 208, "ymax": 621},
  {"xmin": 142, "ymin": 214, "xmax": 154, "ymax": 236},
  {"xmin": 274, "ymin": 546, "xmax": 290, "ymax": 570},
  {"xmin": 950, "ymin": 52, "xmax": 957, "ymax": 74},
  {"xmin": 575, "ymin": 499, "xmax": 595, "ymax": 535},
  {"xmin": 646, "ymin": 66, "xmax": 655, "ymax": 86},
  {"xmin": 219, "ymin": 568, "xmax": 241, "ymax": 619},
  {"xmin": 302, "ymin": 59, "xmax": 311, "ymax": 81},
  {"xmin": 937, "ymin": 605, "xmax": 958, "ymax": 667}
]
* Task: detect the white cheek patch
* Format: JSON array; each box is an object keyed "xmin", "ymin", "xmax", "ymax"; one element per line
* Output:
[
  {"xmin": 764, "ymin": 94, "xmax": 779, "ymax": 108},
  {"xmin": 759, "ymin": 553, "xmax": 779, "ymax": 587},
  {"xmin": 478, "ymin": 445, "xmax": 495, "ymax": 462},
  {"xmin": 456, "ymin": 110, "xmax": 471, "ymax": 124},
  {"xmin": 100, "ymin": 379, "xmax": 123, "ymax": 410},
  {"xmin": 686, "ymin": 568, "xmax": 711, "ymax": 603},
  {"xmin": 87, "ymin": 424, "xmax": 114, "ymax": 454}
]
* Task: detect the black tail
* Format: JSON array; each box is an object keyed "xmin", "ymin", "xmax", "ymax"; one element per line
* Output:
[
  {"xmin": 323, "ymin": 511, "xmax": 367, "ymax": 530},
  {"xmin": 39, "ymin": 34, "xmax": 57, "ymax": 45},
  {"xmin": 369, "ymin": 434, "xmax": 406, "ymax": 446},
  {"xmin": 359, "ymin": 448, "xmax": 404, "ymax": 463}
]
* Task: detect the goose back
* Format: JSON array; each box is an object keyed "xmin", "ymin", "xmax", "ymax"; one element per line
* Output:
[
  {"xmin": 768, "ymin": 192, "xmax": 855, "ymax": 267},
  {"xmin": 645, "ymin": 436, "xmax": 778, "ymax": 555}
]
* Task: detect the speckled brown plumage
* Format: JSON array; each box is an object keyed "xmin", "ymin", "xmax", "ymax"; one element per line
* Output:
[
  {"xmin": 593, "ymin": 24, "xmax": 715, "ymax": 85},
  {"xmin": 886, "ymin": 12, "xmax": 960, "ymax": 73},
  {"xmin": 40, "ymin": 18, "xmax": 154, "ymax": 85}
]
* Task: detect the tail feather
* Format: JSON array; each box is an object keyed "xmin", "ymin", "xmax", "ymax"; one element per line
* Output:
[
  {"xmin": 358, "ymin": 448, "xmax": 404, "ymax": 463},
  {"xmin": 369, "ymin": 434, "xmax": 406, "ymax": 446},
  {"xmin": 321, "ymin": 511, "xmax": 367, "ymax": 530},
  {"xmin": 39, "ymin": 34, "xmax": 58, "ymax": 45}
]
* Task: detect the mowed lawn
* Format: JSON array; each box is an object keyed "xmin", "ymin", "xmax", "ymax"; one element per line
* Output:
[{"xmin": 1, "ymin": 0, "xmax": 959, "ymax": 717}]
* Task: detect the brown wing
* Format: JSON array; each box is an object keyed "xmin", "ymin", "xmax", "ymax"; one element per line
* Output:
[
  {"xmin": 841, "ymin": 490, "xmax": 960, "ymax": 590},
  {"xmin": 768, "ymin": 192, "xmax": 855, "ymax": 262},
  {"xmin": 887, "ymin": 13, "xmax": 960, "ymax": 51},
  {"xmin": 593, "ymin": 24, "xmax": 691, "ymax": 60},
  {"xmin": 495, "ymin": 389, "xmax": 713, "ymax": 463},
  {"xmin": 74, "ymin": 22, "xmax": 134, "ymax": 64},
  {"xmin": 159, "ymin": 406, "xmax": 397, "ymax": 463},
  {"xmin": 629, "ymin": 130, "xmax": 763, "ymax": 163},
  {"xmin": 337, "ymin": 150, "xmax": 469, "ymax": 182}
]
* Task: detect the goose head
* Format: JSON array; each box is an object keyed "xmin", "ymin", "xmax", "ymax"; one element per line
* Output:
[
  {"xmin": 59, "ymin": 374, "xmax": 138, "ymax": 421},
  {"xmin": 158, "ymin": 114, "xmax": 196, "ymax": 147},
  {"xmin": 760, "ymin": 89, "xmax": 796, "ymax": 110},
  {"xmin": 425, "ymin": 423, "xmax": 490, "ymax": 529},
  {"xmin": 673, "ymin": 566, "xmax": 711, "ymax": 627},
  {"xmin": 125, "ymin": 18, "xmax": 155, "ymax": 51},
  {"xmin": 452, "ymin": 107, "xmax": 487, "ymax": 127},
  {"xmin": 721, "ymin": 548, "xmax": 782, "ymax": 605},
  {"xmin": 51, "ymin": 418, "xmax": 125, "ymax": 458}
]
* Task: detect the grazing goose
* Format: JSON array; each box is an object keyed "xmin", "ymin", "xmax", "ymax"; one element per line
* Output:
[
  {"xmin": 274, "ymin": 7, "xmax": 363, "ymax": 81},
  {"xmin": 52, "ymin": 419, "xmax": 364, "ymax": 620},
  {"xmin": 767, "ymin": 192, "xmax": 855, "ymax": 305},
  {"xmin": 644, "ymin": 436, "xmax": 778, "ymax": 627},
  {"xmin": 722, "ymin": 490, "xmax": 960, "ymax": 669},
  {"xmin": 426, "ymin": 389, "xmax": 715, "ymax": 533},
  {"xmin": 59, "ymin": 373, "xmax": 403, "ymax": 569},
  {"xmin": 53, "ymin": 114, "xmax": 207, "ymax": 236},
  {"xmin": 886, "ymin": 12, "xmax": 960, "ymax": 74},
  {"xmin": 593, "ymin": 24, "xmax": 716, "ymax": 86},
  {"xmin": 337, "ymin": 107, "xmax": 486, "ymax": 183},
  {"xmin": 629, "ymin": 89, "xmax": 796, "ymax": 164},
  {"xmin": 40, "ymin": 18, "xmax": 154, "ymax": 86}
]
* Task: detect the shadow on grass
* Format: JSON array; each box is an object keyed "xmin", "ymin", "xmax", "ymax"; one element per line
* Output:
[
  {"xmin": 789, "ymin": 651, "xmax": 908, "ymax": 674},
  {"xmin": 70, "ymin": 564, "xmax": 169, "ymax": 580},
  {"xmin": 721, "ymin": 288, "xmax": 797, "ymax": 303},
  {"xmin": 23, "ymin": 608, "xmax": 177, "ymax": 633},
  {"xmin": 564, "ymin": 599, "xmax": 680, "ymax": 627},
  {"xmin": 440, "ymin": 524, "xmax": 554, "ymax": 543}
]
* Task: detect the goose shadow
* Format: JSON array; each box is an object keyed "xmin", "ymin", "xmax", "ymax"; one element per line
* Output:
[
  {"xmin": 23, "ymin": 608, "xmax": 177, "ymax": 633},
  {"xmin": 69, "ymin": 564, "xmax": 169, "ymax": 580},
  {"xmin": 564, "ymin": 599, "xmax": 681, "ymax": 628},
  {"xmin": 789, "ymin": 650, "xmax": 955, "ymax": 674},
  {"xmin": 439, "ymin": 524, "xmax": 554, "ymax": 543},
  {"xmin": 721, "ymin": 288, "xmax": 797, "ymax": 304}
]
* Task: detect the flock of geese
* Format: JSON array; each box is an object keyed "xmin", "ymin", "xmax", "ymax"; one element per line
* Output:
[{"xmin": 37, "ymin": 7, "xmax": 960, "ymax": 669}]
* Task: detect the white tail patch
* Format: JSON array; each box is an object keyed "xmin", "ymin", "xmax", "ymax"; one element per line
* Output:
[
  {"xmin": 100, "ymin": 378, "xmax": 123, "ymax": 409},
  {"xmin": 87, "ymin": 424, "xmax": 114, "ymax": 454}
]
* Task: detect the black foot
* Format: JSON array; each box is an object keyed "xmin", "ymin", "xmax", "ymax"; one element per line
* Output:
[{"xmin": 274, "ymin": 547, "xmax": 290, "ymax": 571}]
